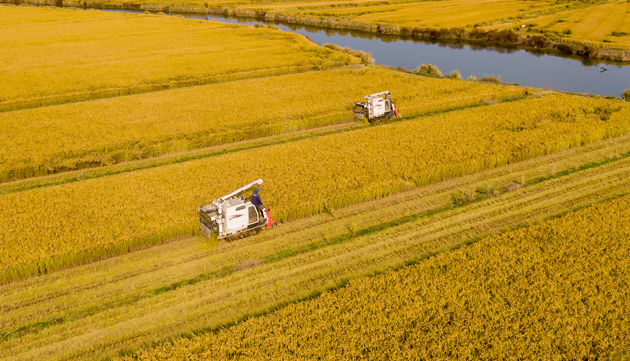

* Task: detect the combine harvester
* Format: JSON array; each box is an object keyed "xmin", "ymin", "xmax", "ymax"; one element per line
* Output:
[
  {"xmin": 198, "ymin": 179, "xmax": 276, "ymax": 240},
  {"xmin": 354, "ymin": 91, "xmax": 400, "ymax": 123}
]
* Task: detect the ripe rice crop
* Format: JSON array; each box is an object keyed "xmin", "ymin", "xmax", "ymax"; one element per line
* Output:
[
  {"xmin": 0, "ymin": 6, "xmax": 356, "ymax": 112},
  {"xmin": 4, "ymin": 134, "xmax": 630, "ymax": 361},
  {"xmin": 288, "ymin": 0, "xmax": 559, "ymax": 29},
  {"xmin": 0, "ymin": 66, "xmax": 526, "ymax": 182},
  {"xmin": 48, "ymin": 0, "xmax": 628, "ymax": 55},
  {"xmin": 121, "ymin": 194, "xmax": 630, "ymax": 360},
  {"xmin": 506, "ymin": 0, "xmax": 630, "ymax": 50},
  {"xmin": 0, "ymin": 94, "xmax": 628, "ymax": 283}
]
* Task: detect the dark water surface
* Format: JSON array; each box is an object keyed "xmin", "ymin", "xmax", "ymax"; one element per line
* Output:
[{"xmin": 8, "ymin": 4, "xmax": 630, "ymax": 97}]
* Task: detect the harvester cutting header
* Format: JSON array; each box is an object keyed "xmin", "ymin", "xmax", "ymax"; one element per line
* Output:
[
  {"xmin": 354, "ymin": 91, "xmax": 400, "ymax": 123},
  {"xmin": 198, "ymin": 179, "xmax": 276, "ymax": 240}
]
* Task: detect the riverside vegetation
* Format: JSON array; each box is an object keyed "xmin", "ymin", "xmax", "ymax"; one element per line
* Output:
[{"xmin": 2, "ymin": 5, "xmax": 630, "ymax": 360}]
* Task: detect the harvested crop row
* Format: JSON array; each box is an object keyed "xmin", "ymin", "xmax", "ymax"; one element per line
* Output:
[
  {"xmin": 121, "ymin": 193, "xmax": 630, "ymax": 360},
  {"xmin": 0, "ymin": 94, "xmax": 628, "ymax": 284},
  {"xmin": 3, "ymin": 137, "xmax": 630, "ymax": 361},
  {"xmin": 0, "ymin": 66, "xmax": 526, "ymax": 182},
  {"xmin": 0, "ymin": 6, "xmax": 357, "ymax": 111}
]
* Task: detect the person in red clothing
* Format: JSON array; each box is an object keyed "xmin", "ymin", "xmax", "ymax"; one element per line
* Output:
[{"xmin": 393, "ymin": 103, "xmax": 400, "ymax": 117}]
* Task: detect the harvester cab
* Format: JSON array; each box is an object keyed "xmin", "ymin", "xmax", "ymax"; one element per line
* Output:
[
  {"xmin": 354, "ymin": 91, "xmax": 400, "ymax": 123},
  {"xmin": 198, "ymin": 179, "xmax": 276, "ymax": 240}
]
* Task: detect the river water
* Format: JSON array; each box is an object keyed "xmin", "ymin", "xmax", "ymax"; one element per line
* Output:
[{"xmin": 9, "ymin": 4, "xmax": 630, "ymax": 97}]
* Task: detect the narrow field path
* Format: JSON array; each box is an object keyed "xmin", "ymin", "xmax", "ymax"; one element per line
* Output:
[{"xmin": 2, "ymin": 133, "xmax": 630, "ymax": 360}]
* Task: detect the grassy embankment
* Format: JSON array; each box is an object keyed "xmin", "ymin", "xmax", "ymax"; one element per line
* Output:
[
  {"xmin": 119, "ymin": 190, "xmax": 630, "ymax": 360},
  {"xmin": 2, "ymin": 131, "xmax": 630, "ymax": 360}
]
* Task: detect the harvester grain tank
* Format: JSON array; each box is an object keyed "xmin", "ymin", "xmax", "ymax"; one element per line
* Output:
[
  {"xmin": 354, "ymin": 91, "xmax": 400, "ymax": 122},
  {"xmin": 198, "ymin": 179, "xmax": 276, "ymax": 240}
]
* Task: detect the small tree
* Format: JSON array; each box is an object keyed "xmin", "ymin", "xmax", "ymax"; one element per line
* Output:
[
  {"xmin": 622, "ymin": 89, "xmax": 630, "ymax": 102},
  {"xmin": 415, "ymin": 64, "xmax": 442, "ymax": 77},
  {"xmin": 449, "ymin": 70, "xmax": 462, "ymax": 79},
  {"xmin": 480, "ymin": 77, "xmax": 501, "ymax": 84}
]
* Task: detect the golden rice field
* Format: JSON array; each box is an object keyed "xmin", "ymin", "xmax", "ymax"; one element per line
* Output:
[
  {"xmin": 502, "ymin": 0, "xmax": 630, "ymax": 50},
  {"xmin": 235, "ymin": 0, "xmax": 630, "ymax": 54},
  {"xmin": 3, "ymin": 131, "xmax": 630, "ymax": 360},
  {"xmin": 80, "ymin": 0, "xmax": 387, "ymax": 7},
  {"xmin": 1, "ymin": 94, "xmax": 628, "ymax": 284},
  {"xmin": 37, "ymin": 0, "xmax": 596, "ymax": 32},
  {"xmin": 0, "ymin": 6, "xmax": 356, "ymax": 112},
  {"xmin": 247, "ymin": 0, "xmax": 630, "ymax": 57},
  {"xmin": 120, "ymin": 193, "xmax": 630, "ymax": 360},
  {"xmin": 3, "ymin": 5, "xmax": 630, "ymax": 360},
  {"xmin": 288, "ymin": 0, "xmax": 560, "ymax": 29},
  {"xmin": 36, "ymin": 0, "xmax": 630, "ymax": 54},
  {"xmin": 237, "ymin": 0, "xmax": 393, "ymax": 9},
  {"xmin": 0, "ymin": 66, "xmax": 526, "ymax": 182}
]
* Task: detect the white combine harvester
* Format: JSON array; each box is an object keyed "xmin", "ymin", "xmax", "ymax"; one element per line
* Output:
[
  {"xmin": 198, "ymin": 179, "xmax": 276, "ymax": 240},
  {"xmin": 354, "ymin": 91, "xmax": 400, "ymax": 123}
]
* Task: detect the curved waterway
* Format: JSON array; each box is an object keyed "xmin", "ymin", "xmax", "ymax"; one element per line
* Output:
[{"xmin": 138, "ymin": 11, "xmax": 630, "ymax": 98}]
